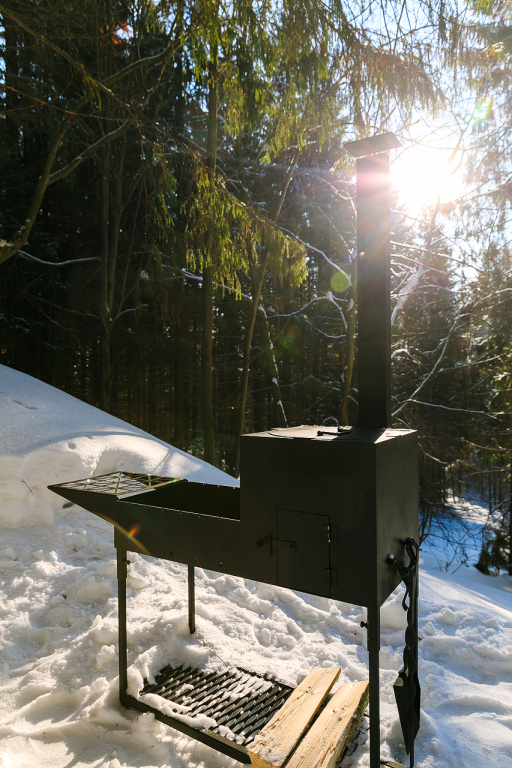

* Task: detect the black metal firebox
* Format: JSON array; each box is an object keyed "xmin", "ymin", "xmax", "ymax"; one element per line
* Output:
[{"xmin": 49, "ymin": 133, "xmax": 420, "ymax": 768}]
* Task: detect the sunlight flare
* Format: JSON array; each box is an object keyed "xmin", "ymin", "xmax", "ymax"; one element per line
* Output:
[{"xmin": 391, "ymin": 142, "xmax": 464, "ymax": 215}]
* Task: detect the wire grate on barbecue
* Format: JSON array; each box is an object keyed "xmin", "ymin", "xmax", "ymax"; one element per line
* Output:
[
  {"xmin": 53, "ymin": 471, "xmax": 183, "ymax": 496},
  {"xmin": 338, "ymin": 712, "xmax": 369, "ymax": 766},
  {"xmin": 141, "ymin": 664, "xmax": 293, "ymax": 746}
]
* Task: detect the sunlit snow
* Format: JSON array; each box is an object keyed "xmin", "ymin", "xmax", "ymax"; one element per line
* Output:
[{"xmin": 0, "ymin": 365, "xmax": 511, "ymax": 767}]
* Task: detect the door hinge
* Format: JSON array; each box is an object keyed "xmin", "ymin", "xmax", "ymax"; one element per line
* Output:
[{"xmin": 323, "ymin": 568, "xmax": 338, "ymax": 585}]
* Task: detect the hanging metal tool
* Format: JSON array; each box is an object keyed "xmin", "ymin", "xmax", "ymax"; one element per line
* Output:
[{"xmin": 387, "ymin": 538, "xmax": 420, "ymax": 767}]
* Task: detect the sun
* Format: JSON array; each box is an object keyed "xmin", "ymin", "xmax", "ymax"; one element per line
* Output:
[{"xmin": 390, "ymin": 142, "xmax": 465, "ymax": 216}]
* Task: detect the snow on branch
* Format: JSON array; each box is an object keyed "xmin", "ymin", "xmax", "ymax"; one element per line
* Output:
[
  {"xmin": 18, "ymin": 251, "xmax": 100, "ymax": 266},
  {"xmin": 398, "ymin": 399, "xmax": 499, "ymax": 421},
  {"xmin": 277, "ymin": 226, "xmax": 352, "ymax": 286},
  {"xmin": 181, "ymin": 269, "xmax": 251, "ymax": 301},
  {"xmin": 391, "ymin": 263, "xmax": 425, "ymax": 326},
  {"xmin": 267, "ymin": 291, "xmax": 347, "ymax": 335},
  {"xmin": 392, "ymin": 310, "xmax": 463, "ymax": 417},
  {"xmin": 391, "ymin": 347, "xmax": 412, "ymax": 359},
  {"xmin": 48, "ymin": 121, "xmax": 133, "ymax": 186},
  {"xmin": 391, "ymin": 251, "xmax": 449, "ymax": 276}
]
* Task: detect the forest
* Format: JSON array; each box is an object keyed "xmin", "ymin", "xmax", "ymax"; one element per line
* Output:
[{"xmin": 1, "ymin": 0, "xmax": 512, "ymax": 572}]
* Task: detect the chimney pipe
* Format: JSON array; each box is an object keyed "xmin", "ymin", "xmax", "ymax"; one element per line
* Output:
[{"xmin": 344, "ymin": 133, "xmax": 401, "ymax": 429}]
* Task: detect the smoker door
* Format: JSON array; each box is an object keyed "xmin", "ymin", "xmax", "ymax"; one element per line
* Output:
[{"xmin": 276, "ymin": 508, "xmax": 330, "ymax": 597}]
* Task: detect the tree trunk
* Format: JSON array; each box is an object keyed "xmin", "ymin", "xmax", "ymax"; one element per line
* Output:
[
  {"xmin": 233, "ymin": 249, "xmax": 267, "ymax": 475},
  {"xmin": 172, "ymin": 0, "xmax": 186, "ymax": 452},
  {"xmin": 98, "ymin": 131, "xmax": 125, "ymax": 412},
  {"xmin": 234, "ymin": 149, "xmax": 300, "ymax": 462},
  {"xmin": 341, "ymin": 260, "xmax": 357, "ymax": 425},
  {"xmin": 201, "ymin": 265, "xmax": 216, "ymax": 463},
  {"xmin": 200, "ymin": 45, "xmax": 218, "ymax": 465},
  {"xmin": 173, "ymin": 331, "xmax": 186, "ymax": 449},
  {"xmin": 258, "ymin": 306, "xmax": 288, "ymax": 428},
  {"xmin": 99, "ymin": 147, "xmax": 111, "ymax": 411},
  {"xmin": 508, "ymin": 452, "xmax": 512, "ymax": 577},
  {"xmin": 3, "ymin": 12, "xmax": 19, "ymax": 161}
]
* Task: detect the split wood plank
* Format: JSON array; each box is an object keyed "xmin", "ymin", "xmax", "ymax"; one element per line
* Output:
[
  {"xmin": 285, "ymin": 679, "xmax": 369, "ymax": 768},
  {"xmin": 380, "ymin": 762, "xmax": 407, "ymax": 768},
  {"xmin": 248, "ymin": 667, "xmax": 341, "ymax": 768}
]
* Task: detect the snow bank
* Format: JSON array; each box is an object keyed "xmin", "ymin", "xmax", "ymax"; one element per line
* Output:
[
  {"xmin": 0, "ymin": 365, "xmax": 511, "ymax": 768},
  {"xmin": 0, "ymin": 365, "xmax": 237, "ymax": 528}
]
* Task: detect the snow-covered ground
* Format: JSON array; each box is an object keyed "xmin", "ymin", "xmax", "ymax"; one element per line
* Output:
[{"xmin": 0, "ymin": 365, "xmax": 511, "ymax": 768}]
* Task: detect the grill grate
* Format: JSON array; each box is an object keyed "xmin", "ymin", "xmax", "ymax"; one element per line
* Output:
[
  {"xmin": 53, "ymin": 471, "xmax": 184, "ymax": 497},
  {"xmin": 339, "ymin": 712, "xmax": 369, "ymax": 766},
  {"xmin": 141, "ymin": 664, "xmax": 293, "ymax": 746}
]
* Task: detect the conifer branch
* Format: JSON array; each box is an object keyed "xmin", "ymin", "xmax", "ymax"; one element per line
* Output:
[{"xmin": 48, "ymin": 121, "xmax": 133, "ymax": 186}]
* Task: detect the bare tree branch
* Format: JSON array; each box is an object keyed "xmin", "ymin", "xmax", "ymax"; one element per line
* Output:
[
  {"xmin": 18, "ymin": 251, "xmax": 101, "ymax": 266},
  {"xmin": 392, "ymin": 310, "xmax": 463, "ymax": 417},
  {"xmin": 48, "ymin": 121, "xmax": 133, "ymax": 186},
  {"xmin": 399, "ymin": 399, "xmax": 499, "ymax": 421}
]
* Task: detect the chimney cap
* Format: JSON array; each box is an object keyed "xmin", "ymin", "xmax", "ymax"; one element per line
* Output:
[{"xmin": 344, "ymin": 132, "xmax": 401, "ymax": 158}]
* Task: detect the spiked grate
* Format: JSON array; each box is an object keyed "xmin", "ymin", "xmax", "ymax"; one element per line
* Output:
[
  {"xmin": 141, "ymin": 664, "xmax": 293, "ymax": 747},
  {"xmin": 52, "ymin": 471, "xmax": 184, "ymax": 498}
]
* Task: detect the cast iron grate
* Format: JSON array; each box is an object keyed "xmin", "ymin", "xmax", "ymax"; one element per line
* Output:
[
  {"xmin": 141, "ymin": 664, "xmax": 294, "ymax": 746},
  {"xmin": 338, "ymin": 712, "xmax": 369, "ymax": 766},
  {"xmin": 53, "ymin": 471, "xmax": 183, "ymax": 497}
]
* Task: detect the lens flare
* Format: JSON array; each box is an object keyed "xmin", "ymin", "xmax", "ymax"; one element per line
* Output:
[
  {"xmin": 330, "ymin": 271, "xmax": 351, "ymax": 293},
  {"xmin": 391, "ymin": 142, "xmax": 464, "ymax": 215},
  {"xmin": 128, "ymin": 523, "xmax": 141, "ymax": 539},
  {"xmin": 471, "ymin": 96, "xmax": 493, "ymax": 127}
]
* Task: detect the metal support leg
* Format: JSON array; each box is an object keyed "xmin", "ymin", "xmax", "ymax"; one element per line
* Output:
[
  {"xmin": 117, "ymin": 547, "xmax": 129, "ymax": 704},
  {"xmin": 409, "ymin": 559, "xmax": 419, "ymax": 768},
  {"xmin": 188, "ymin": 565, "xmax": 196, "ymax": 634},
  {"xmin": 368, "ymin": 602, "xmax": 381, "ymax": 768}
]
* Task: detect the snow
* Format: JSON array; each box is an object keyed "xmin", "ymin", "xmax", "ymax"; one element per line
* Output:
[
  {"xmin": 0, "ymin": 366, "xmax": 236, "ymax": 529},
  {"xmin": 1, "ymin": 364, "xmax": 512, "ymax": 768}
]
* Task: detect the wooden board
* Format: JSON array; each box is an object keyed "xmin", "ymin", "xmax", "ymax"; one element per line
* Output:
[
  {"xmin": 248, "ymin": 667, "xmax": 340, "ymax": 768},
  {"xmin": 284, "ymin": 680, "xmax": 369, "ymax": 768},
  {"xmin": 380, "ymin": 762, "xmax": 407, "ymax": 768}
]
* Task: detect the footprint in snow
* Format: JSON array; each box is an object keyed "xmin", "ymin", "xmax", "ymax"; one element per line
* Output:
[{"xmin": 10, "ymin": 398, "xmax": 38, "ymax": 410}]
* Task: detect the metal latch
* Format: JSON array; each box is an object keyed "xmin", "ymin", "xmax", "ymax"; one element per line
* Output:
[
  {"xmin": 322, "ymin": 524, "xmax": 337, "ymax": 543},
  {"xmin": 323, "ymin": 568, "xmax": 338, "ymax": 585},
  {"xmin": 257, "ymin": 535, "xmax": 297, "ymax": 554}
]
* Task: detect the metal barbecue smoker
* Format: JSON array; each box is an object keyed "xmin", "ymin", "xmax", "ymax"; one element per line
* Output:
[{"xmin": 49, "ymin": 133, "xmax": 420, "ymax": 768}]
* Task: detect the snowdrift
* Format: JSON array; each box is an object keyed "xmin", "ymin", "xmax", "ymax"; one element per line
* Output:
[{"xmin": 0, "ymin": 365, "xmax": 237, "ymax": 528}]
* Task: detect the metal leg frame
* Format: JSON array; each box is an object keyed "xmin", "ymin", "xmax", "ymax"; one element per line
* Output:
[
  {"xmin": 117, "ymin": 545, "xmax": 129, "ymax": 707},
  {"xmin": 117, "ymin": 552, "xmax": 196, "ymax": 703},
  {"xmin": 116, "ymin": 550, "xmax": 249, "ymax": 761},
  {"xmin": 368, "ymin": 602, "xmax": 381, "ymax": 768},
  {"xmin": 116, "ymin": 550, "xmax": 415, "ymax": 767},
  {"xmin": 408, "ymin": 556, "xmax": 419, "ymax": 768},
  {"xmin": 188, "ymin": 565, "xmax": 196, "ymax": 634}
]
